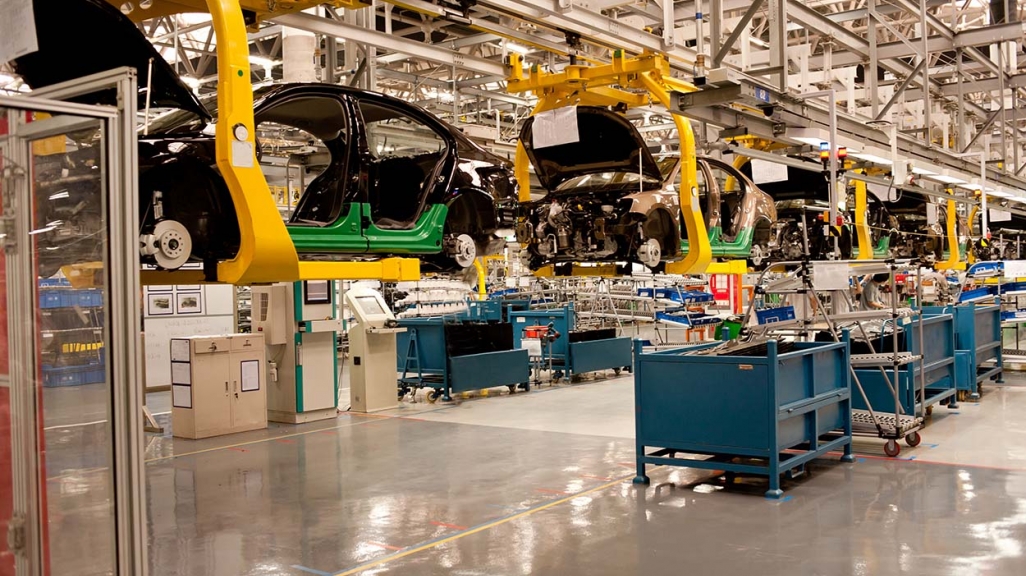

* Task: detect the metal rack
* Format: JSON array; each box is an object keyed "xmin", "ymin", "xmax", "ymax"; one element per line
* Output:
[{"xmin": 742, "ymin": 259, "xmax": 928, "ymax": 457}]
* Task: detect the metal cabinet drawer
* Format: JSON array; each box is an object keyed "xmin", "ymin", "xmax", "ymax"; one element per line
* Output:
[{"xmin": 192, "ymin": 337, "xmax": 231, "ymax": 354}]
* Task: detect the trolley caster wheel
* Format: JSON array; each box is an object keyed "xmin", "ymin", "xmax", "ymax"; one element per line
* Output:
[
  {"xmin": 905, "ymin": 431, "xmax": 922, "ymax": 447},
  {"xmin": 925, "ymin": 405, "xmax": 933, "ymax": 417},
  {"xmin": 613, "ymin": 367, "xmax": 622, "ymax": 376},
  {"xmin": 507, "ymin": 384, "xmax": 517, "ymax": 394},
  {"xmin": 519, "ymin": 382, "xmax": 530, "ymax": 392},
  {"xmin": 884, "ymin": 440, "xmax": 901, "ymax": 458},
  {"xmin": 426, "ymin": 389, "xmax": 441, "ymax": 404}
]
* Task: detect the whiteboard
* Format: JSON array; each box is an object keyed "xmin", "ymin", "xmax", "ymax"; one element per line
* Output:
[{"xmin": 144, "ymin": 284, "xmax": 236, "ymax": 390}]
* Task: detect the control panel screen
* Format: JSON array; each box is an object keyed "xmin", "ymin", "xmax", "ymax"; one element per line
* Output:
[{"xmin": 356, "ymin": 295, "xmax": 386, "ymax": 316}]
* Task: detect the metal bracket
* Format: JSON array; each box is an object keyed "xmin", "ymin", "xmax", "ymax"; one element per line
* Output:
[{"xmin": 7, "ymin": 514, "xmax": 25, "ymax": 554}]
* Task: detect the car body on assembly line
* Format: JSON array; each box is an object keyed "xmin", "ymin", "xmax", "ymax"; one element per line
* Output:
[
  {"xmin": 678, "ymin": 156, "xmax": 777, "ymax": 266},
  {"xmin": 516, "ymin": 106, "xmax": 682, "ymax": 269},
  {"xmin": 15, "ymin": 0, "xmax": 518, "ymax": 278}
]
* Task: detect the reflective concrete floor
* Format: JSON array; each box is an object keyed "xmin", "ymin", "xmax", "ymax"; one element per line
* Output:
[{"xmin": 41, "ymin": 371, "xmax": 1026, "ymax": 575}]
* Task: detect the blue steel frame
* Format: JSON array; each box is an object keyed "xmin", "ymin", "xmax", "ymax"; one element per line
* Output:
[
  {"xmin": 851, "ymin": 314, "xmax": 958, "ymax": 415},
  {"xmin": 396, "ymin": 317, "xmax": 530, "ymax": 401},
  {"xmin": 923, "ymin": 302, "xmax": 1003, "ymax": 398},
  {"xmin": 633, "ymin": 339, "xmax": 853, "ymax": 499},
  {"xmin": 508, "ymin": 303, "xmax": 633, "ymax": 379}
]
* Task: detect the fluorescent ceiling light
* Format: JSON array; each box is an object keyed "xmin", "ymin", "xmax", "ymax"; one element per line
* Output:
[
  {"xmin": 505, "ymin": 42, "xmax": 531, "ymax": 55},
  {"xmin": 0, "ymin": 74, "xmax": 14, "ymax": 85},
  {"xmin": 927, "ymin": 172, "xmax": 967, "ymax": 185},
  {"xmin": 850, "ymin": 153, "xmax": 893, "ymax": 165},
  {"xmin": 181, "ymin": 76, "xmax": 201, "ymax": 89},
  {"xmin": 988, "ymin": 190, "xmax": 1013, "ymax": 198},
  {"xmin": 249, "ymin": 56, "xmax": 279, "ymax": 68},
  {"xmin": 911, "ymin": 165, "xmax": 938, "ymax": 176}
]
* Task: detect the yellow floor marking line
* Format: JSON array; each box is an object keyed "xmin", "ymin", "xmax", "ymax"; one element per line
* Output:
[{"xmin": 333, "ymin": 472, "xmax": 638, "ymax": 575}]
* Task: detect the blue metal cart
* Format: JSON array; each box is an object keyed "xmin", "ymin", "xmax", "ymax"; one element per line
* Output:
[
  {"xmin": 509, "ymin": 303, "xmax": 633, "ymax": 382},
  {"xmin": 922, "ymin": 302, "xmax": 1003, "ymax": 399},
  {"xmin": 396, "ymin": 317, "xmax": 530, "ymax": 402},
  {"xmin": 633, "ymin": 339, "xmax": 853, "ymax": 499}
]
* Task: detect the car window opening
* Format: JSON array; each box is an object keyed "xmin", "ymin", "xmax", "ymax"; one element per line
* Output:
[
  {"xmin": 254, "ymin": 96, "xmax": 350, "ymax": 227},
  {"xmin": 357, "ymin": 100, "xmax": 448, "ymax": 230}
]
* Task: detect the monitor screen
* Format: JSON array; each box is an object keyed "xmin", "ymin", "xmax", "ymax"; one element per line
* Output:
[
  {"xmin": 356, "ymin": 295, "xmax": 386, "ymax": 316},
  {"xmin": 304, "ymin": 280, "xmax": 331, "ymax": 304}
]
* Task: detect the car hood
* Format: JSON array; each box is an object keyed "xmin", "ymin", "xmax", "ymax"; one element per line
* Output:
[
  {"xmin": 12, "ymin": 0, "xmax": 209, "ymax": 119},
  {"xmin": 519, "ymin": 106, "xmax": 661, "ymax": 191}
]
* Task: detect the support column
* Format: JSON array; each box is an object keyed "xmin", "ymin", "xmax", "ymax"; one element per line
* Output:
[
  {"xmin": 282, "ymin": 27, "xmax": 318, "ymax": 83},
  {"xmin": 768, "ymin": 0, "xmax": 787, "ymax": 92},
  {"xmin": 868, "ymin": 0, "xmax": 879, "ymax": 118}
]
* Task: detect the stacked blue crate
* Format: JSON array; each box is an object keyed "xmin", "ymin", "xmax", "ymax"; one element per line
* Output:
[{"xmin": 39, "ymin": 279, "xmax": 106, "ymax": 387}]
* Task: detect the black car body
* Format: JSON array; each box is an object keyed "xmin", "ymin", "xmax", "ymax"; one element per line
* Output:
[{"xmin": 15, "ymin": 0, "xmax": 517, "ymax": 276}]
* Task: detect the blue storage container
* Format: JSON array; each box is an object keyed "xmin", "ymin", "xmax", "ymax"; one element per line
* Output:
[
  {"xmin": 756, "ymin": 306, "xmax": 796, "ymax": 325},
  {"xmin": 633, "ymin": 339, "xmax": 852, "ymax": 498},
  {"xmin": 42, "ymin": 364, "xmax": 106, "ymax": 387}
]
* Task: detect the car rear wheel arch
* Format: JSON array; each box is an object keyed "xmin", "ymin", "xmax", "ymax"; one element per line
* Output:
[{"xmin": 139, "ymin": 159, "xmax": 241, "ymax": 264}]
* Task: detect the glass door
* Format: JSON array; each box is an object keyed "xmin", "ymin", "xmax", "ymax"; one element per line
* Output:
[{"xmin": 0, "ymin": 77, "xmax": 144, "ymax": 576}]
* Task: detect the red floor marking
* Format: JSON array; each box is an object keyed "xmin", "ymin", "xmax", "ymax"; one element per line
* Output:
[
  {"xmin": 430, "ymin": 521, "xmax": 468, "ymax": 531},
  {"xmin": 227, "ymin": 447, "xmax": 247, "ymax": 453},
  {"xmin": 276, "ymin": 439, "xmax": 296, "ymax": 444},
  {"xmin": 616, "ymin": 462, "xmax": 635, "ymax": 468},
  {"xmin": 535, "ymin": 488, "xmax": 570, "ymax": 495},
  {"xmin": 366, "ymin": 541, "xmax": 402, "ymax": 551},
  {"xmin": 580, "ymin": 474, "xmax": 613, "ymax": 481}
]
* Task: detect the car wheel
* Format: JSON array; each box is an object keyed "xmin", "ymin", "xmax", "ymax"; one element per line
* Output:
[
  {"xmin": 139, "ymin": 219, "xmax": 193, "ymax": 270},
  {"xmin": 444, "ymin": 233, "xmax": 478, "ymax": 268},
  {"xmin": 749, "ymin": 244, "xmax": 765, "ymax": 268},
  {"xmin": 637, "ymin": 238, "xmax": 661, "ymax": 268}
]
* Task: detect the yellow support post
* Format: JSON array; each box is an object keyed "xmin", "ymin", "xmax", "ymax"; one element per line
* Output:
[
  {"xmin": 473, "ymin": 258, "xmax": 487, "ymax": 300},
  {"xmin": 852, "ymin": 175, "xmax": 873, "ymax": 260},
  {"xmin": 967, "ymin": 205, "xmax": 980, "ymax": 265},
  {"xmin": 935, "ymin": 188, "xmax": 965, "ymax": 271}
]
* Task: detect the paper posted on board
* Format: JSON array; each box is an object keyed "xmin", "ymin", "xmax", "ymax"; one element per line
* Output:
[{"xmin": 532, "ymin": 107, "xmax": 579, "ymax": 149}]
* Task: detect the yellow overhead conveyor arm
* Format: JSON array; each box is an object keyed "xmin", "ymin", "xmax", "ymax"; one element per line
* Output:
[
  {"xmin": 935, "ymin": 188, "xmax": 964, "ymax": 271},
  {"xmin": 852, "ymin": 174, "xmax": 873, "ymax": 260},
  {"xmin": 207, "ymin": 0, "xmax": 300, "ymax": 284}
]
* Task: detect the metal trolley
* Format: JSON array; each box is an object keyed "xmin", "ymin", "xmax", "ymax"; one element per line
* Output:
[{"xmin": 742, "ymin": 259, "xmax": 951, "ymax": 458}]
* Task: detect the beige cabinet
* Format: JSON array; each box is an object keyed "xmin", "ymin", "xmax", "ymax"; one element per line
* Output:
[{"xmin": 171, "ymin": 334, "xmax": 267, "ymax": 439}]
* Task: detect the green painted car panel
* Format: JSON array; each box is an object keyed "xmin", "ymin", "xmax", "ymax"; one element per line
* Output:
[{"xmin": 287, "ymin": 203, "xmax": 447, "ymax": 255}]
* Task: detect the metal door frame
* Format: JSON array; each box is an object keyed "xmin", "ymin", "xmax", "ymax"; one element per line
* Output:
[{"xmin": 0, "ymin": 67, "xmax": 144, "ymax": 576}]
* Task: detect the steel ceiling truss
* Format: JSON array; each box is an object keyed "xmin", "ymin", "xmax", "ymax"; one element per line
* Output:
[{"xmin": 128, "ymin": 0, "xmax": 1026, "ymax": 203}]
